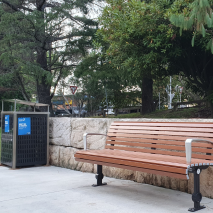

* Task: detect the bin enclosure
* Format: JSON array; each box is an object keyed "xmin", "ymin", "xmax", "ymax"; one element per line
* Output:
[{"xmin": 1, "ymin": 99, "xmax": 49, "ymax": 169}]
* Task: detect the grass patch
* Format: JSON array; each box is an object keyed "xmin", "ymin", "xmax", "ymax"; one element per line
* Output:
[{"xmin": 97, "ymin": 106, "xmax": 211, "ymax": 119}]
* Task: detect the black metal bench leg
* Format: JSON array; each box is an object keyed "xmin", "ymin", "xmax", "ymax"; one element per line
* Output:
[
  {"xmin": 92, "ymin": 165, "xmax": 107, "ymax": 187},
  {"xmin": 188, "ymin": 168, "xmax": 205, "ymax": 212}
]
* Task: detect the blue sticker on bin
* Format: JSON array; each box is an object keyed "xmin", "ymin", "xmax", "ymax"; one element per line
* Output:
[
  {"xmin": 18, "ymin": 117, "xmax": 31, "ymax": 135},
  {"xmin": 5, "ymin": 115, "xmax": 10, "ymax": 133}
]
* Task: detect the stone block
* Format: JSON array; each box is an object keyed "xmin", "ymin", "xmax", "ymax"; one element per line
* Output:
[
  {"xmin": 103, "ymin": 166, "xmax": 135, "ymax": 180},
  {"xmin": 49, "ymin": 145, "xmax": 94, "ymax": 173},
  {"xmin": 188, "ymin": 167, "xmax": 213, "ymax": 198},
  {"xmin": 70, "ymin": 118, "xmax": 111, "ymax": 149},
  {"xmin": 49, "ymin": 145, "xmax": 60, "ymax": 166},
  {"xmin": 49, "ymin": 117, "xmax": 71, "ymax": 146}
]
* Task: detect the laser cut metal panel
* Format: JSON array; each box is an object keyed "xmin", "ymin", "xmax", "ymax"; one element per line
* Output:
[
  {"xmin": 16, "ymin": 114, "xmax": 47, "ymax": 167},
  {"xmin": 1, "ymin": 114, "xmax": 14, "ymax": 167}
]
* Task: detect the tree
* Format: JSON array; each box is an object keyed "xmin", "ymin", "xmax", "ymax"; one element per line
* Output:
[
  {"xmin": 73, "ymin": 68, "xmax": 106, "ymax": 115},
  {"xmin": 74, "ymin": 38, "xmax": 142, "ymax": 115},
  {"xmin": 72, "ymin": 91, "xmax": 87, "ymax": 117},
  {"xmin": 0, "ymin": 77, "xmax": 24, "ymax": 111},
  {"xmin": 170, "ymin": 0, "xmax": 213, "ymax": 50},
  {"xmin": 0, "ymin": 0, "xmax": 102, "ymax": 114},
  {"xmin": 169, "ymin": 0, "xmax": 213, "ymax": 114},
  {"xmin": 98, "ymin": 0, "xmax": 177, "ymax": 114}
]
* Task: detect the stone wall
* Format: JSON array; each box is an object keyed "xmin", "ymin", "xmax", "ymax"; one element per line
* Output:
[{"xmin": 49, "ymin": 118, "xmax": 213, "ymax": 198}]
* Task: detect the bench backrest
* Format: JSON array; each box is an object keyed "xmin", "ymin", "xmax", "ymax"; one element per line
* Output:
[{"xmin": 105, "ymin": 122, "xmax": 213, "ymax": 160}]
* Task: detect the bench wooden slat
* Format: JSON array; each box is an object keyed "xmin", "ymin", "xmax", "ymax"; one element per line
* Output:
[
  {"xmin": 108, "ymin": 129, "xmax": 213, "ymax": 138},
  {"xmin": 76, "ymin": 149, "xmax": 212, "ymax": 165},
  {"xmin": 107, "ymin": 133, "xmax": 213, "ymax": 142},
  {"xmin": 75, "ymin": 158, "xmax": 188, "ymax": 179},
  {"xmin": 105, "ymin": 141, "xmax": 213, "ymax": 154},
  {"xmin": 75, "ymin": 152, "xmax": 188, "ymax": 169},
  {"xmin": 112, "ymin": 122, "xmax": 213, "ymax": 128},
  {"xmin": 105, "ymin": 145, "xmax": 213, "ymax": 160},
  {"xmin": 110, "ymin": 126, "xmax": 213, "ymax": 133},
  {"xmin": 106, "ymin": 137, "xmax": 213, "ymax": 148},
  {"xmin": 75, "ymin": 152, "xmax": 188, "ymax": 168},
  {"xmin": 75, "ymin": 154, "xmax": 187, "ymax": 174}
]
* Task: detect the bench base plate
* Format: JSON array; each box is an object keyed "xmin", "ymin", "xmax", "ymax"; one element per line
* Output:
[
  {"xmin": 188, "ymin": 205, "xmax": 205, "ymax": 212},
  {"xmin": 92, "ymin": 182, "xmax": 107, "ymax": 187}
]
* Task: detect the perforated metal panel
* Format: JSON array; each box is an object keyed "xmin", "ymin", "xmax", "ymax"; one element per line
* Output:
[
  {"xmin": 16, "ymin": 114, "xmax": 47, "ymax": 167},
  {"xmin": 1, "ymin": 113, "xmax": 48, "ymax": 168},
  {"xmin": 1, "ymin": 114, "xmax": 13, "ymax": 167}
]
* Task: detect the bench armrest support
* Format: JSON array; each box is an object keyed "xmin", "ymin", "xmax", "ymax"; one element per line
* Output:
[
  {"xmin": 83, "ymin": 133, "xmax": 109, "ymax": 150},
  {"xmin": 185, "ymin": 138, "xmax": 213, "ymax": 164}
]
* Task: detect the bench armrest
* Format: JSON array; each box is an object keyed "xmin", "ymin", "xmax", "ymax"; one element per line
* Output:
[
  {"xmin": 185, "ymin": 138, "xmax": 213, "ymax": 164},
  {"xmin": 83, "ymin": 133, "xmax": 109, "ymax": 150}
]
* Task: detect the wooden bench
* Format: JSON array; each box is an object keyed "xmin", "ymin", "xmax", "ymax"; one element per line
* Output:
[{"xmin": 74, "ymin": 121, "xmax": 213, "ymax": 212}]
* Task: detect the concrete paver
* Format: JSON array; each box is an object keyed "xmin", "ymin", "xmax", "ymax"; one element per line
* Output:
[{"xmin": 0, "ymin": 166, "xmax": 213, "ymax": 213}]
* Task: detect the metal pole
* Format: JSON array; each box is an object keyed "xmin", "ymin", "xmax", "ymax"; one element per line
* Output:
[
  {"xmin": 14, "ymin": 99, "xmax": 16, "ymax": 112},
  {"xmin": 12, "ymin": 112, "xmax": 17, "ymax": 169},
  {"xmin": 2, "ymin": 101, "xmax": 3, "ymax": 112},
  {"xmin": 105, "ymin": 87, "xmax": 108, "ymax": 116},
  {"xmin": 159, "ymin": 92, "xmax": 160, "ymax": 110},
  {"xmin": 0, "ymin": 111, "xmax": 2, "ymax": 165},
  {"xmin": 169, "ymin": 76, "xmax": 172, "ymax": 109},
  {"xmin": 91, "ymin": 96, "xmax": 93, "ymax": 116},
  {"xmin": 72, "ymin": 95, "xmax": 73, "ymax": 116},
  {"xmin": 61, "ymin": 93, "xmax": 71, "ymax": 114},
  {"xmin": 46, "ymin": 113, "xmax": 49, "ymax": 166}
]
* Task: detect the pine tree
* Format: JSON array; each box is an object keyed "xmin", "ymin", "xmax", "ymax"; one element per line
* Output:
[
  {"xmin": 0, "ymin": 0, "xmax": 102, "ymax": 113},
  {"xmin": 169, "ymin": 0, "xmax": 213, "ymax": 115},
  {"xmin": 170, "ymin": 0, "xmax": 213, "ymax": 50}
]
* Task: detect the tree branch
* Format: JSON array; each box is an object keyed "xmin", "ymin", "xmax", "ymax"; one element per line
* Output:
[
  {"xmin": 49, "ymin": 29, "xmax": 95, "ymax": 42},
  {"xmin": 50, "ymin": 71, "xmax": 62, "ymax": 99},
  {"xmin": 16, "ymin": 73, "xmax": 31, "ymax": 101},
  {"xmin": 50, "ymin": 55, "xmax": 66, "ymax": 99},
  {"xmin": 50, "ymin": 64, "xmax": 77, "ymax": 70},
  {"xmin": 36, "ymin": 0, "xmax": 46, "ymax": 11},
  {"xmin": 44, "ymin": 2, "xmax": 61, "ymax": 8},
  {"xmin": 2, "ymin": 0, "xmax": 34, "ymax": 12},
  {"xmin": 2, "ymin": 0, "xmax": 19, "ymax": 11}
]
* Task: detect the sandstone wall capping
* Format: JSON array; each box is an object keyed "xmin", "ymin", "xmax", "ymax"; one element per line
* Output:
[{"xmin": 49, "ymin": 118, "xmax": 213, "ymax": 198}]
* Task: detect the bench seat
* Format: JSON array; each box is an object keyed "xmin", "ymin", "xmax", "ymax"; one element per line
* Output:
[{"xmin": 75, "ymin": 149, "xmax": 212, "ymax": 180}]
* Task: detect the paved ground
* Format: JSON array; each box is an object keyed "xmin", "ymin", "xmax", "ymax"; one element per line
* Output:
[{"xmin": 0, "ymin": 166, "xmax": 213, "ymax": 213}]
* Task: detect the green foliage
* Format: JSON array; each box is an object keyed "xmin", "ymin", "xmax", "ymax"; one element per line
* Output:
[
  {"xmin": 96, "ymin": 0, "xmax": 191, "ymax": 113},
  {"xmin": 167, "ymin": 1, "xmax": 213, "ymax": 106},
  {"xmin": 207, "ymin": 91, "xmax": 213, "ymax": 103},
  {"xmin": 0, "ymin": 77, "xmax": 24, "ymax": 111},
  {"xmin": 0, "ymin": 0, "xmax": 102, "ymax": 106},
  {"xmin": 98, "ymin": 0, "xmax": 174, "ymax": 81},
  {"xmin": 74, "ymin": 33, "xmax": 142, "ymax": 112},
  {"xmin": 97, "ymin": 106, "xmax": 207, "ymax": 119},
  {"xmin": 170, "ymin": 0, "xmax": 213, "ymax": 52}
]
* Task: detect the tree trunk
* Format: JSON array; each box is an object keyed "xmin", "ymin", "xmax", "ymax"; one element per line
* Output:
[
  {"xmin": 114, "ymin": 108, "xmax": 118, "ymax": 116},
  {"xmin": 210, "ymin": 102, "xmax": 213, "ymax": 118},
  {"xmin": 141, "ymin": 77, "xmax": 154, "ymax": 114},
  {"xmin": 36, "ymin": 48, "xmax": 53, "ymax": 114},
  {"xmin": 36, "ymin": 1, "xmax": 53, "ymax": 115}
]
